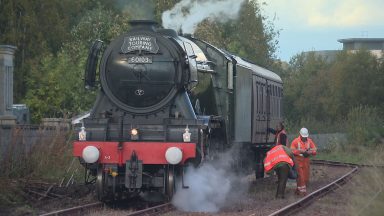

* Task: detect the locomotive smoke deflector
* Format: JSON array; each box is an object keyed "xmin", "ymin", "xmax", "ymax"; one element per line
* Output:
[{"xmin": 84, "ymin": 40, "xmax": 103, "ymax": 89}]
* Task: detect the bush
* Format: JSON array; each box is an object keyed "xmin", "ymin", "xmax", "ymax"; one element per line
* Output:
[
  {"xmin": 0, "ymin": 126, "xmax": 79, "ymax": 181},
  {"xmin": 346, "ymin": 106, "xmax": 384, "ymax": 146}
]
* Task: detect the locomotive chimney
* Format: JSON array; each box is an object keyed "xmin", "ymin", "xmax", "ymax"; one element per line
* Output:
[{"xmin": 129, "ymin": 20, "xmax": 158, "ymax": 31}]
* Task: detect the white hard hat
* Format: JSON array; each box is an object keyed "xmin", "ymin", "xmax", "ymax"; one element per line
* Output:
[{"xmin": 300, "ymin": 128, "xmax": 309, "ymax": 137}]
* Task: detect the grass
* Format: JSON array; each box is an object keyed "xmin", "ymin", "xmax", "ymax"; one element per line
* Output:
[
  {"xmin": 346, "ymin": 160, "xmax": 384, "ymax": 216},
  {"xmin": 0, "ymin": 126, "xmax": 85, "ymax": 214},
  {"xmin": 1, "ymin": 126, "xmax": 84, "ymax": 181},
  {"xmin": 314, "ymin": 141, "xmax": 384, "ymax": 215},
  {"xmin": 316, "ymin": 145, "xmax": 384, "ymax": 165}
]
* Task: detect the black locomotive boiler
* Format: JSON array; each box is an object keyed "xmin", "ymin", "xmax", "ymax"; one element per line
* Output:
[{"xmin": 73, "ymin": 20, "xmax": 283, "ymax": 201}]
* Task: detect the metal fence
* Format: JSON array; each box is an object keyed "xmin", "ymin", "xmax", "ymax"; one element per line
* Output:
[{"xmin": 0, "ymin": 125, "xmax": 71, "ymax": 163}]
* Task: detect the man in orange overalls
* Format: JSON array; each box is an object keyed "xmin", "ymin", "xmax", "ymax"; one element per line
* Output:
[{"xmin": 290, "ymin": 128, "xmax": 317, "ymax": 196}]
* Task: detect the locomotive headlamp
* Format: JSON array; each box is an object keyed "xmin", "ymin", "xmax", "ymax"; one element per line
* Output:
[
  {"xmin": 131, "ymin": 128, "xmax": 138, "ymax": 136},
  {"xmin": 131, "ymin": 128, "xmax": 139, "ymax": 140},
  {"xmin": 183, "ymin": 125, "xmax": 191, "ymax": 142},
  {"xmin": 82, "ymin": 146, "xmax": 100, "ymax": 163},
  {"xmin": 78, "ymin": 126, "xmax": 87, "ymax": 141},
  {"xmin": 165, "ymin": 147, "xmax": 183, "ymax": 165}
]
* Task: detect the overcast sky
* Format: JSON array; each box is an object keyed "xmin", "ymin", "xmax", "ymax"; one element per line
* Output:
[{"xmin": 261, "ymin": 0, "xmax": 384, "ymax": 61}]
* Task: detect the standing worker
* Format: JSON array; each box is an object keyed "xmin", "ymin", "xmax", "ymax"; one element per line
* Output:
[
  {"xmin": 264, "ymin": 145, "xmax": 295, "ymax": 198},
  {"xmin": 290, "ymin": 127, "xmax": 317, "ymax": 196},
  {"xmin": 267, "ymin": 122, "xmax": 287, "ymax": 146}
]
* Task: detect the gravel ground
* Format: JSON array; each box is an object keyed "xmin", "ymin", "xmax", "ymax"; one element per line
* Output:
[
  {"xmin": 161, "ymin": 164, "xmax": 352, "ymax": 216},
  {"xmin": 295, "ymin": 167, "xmax": 384, "ymax": 216},
  {"xmin": 33, "ymin": 184, "xmax": 97, "ymax": 215},
  {"xmin": 4, "ymin": 164, "xmax": 353, "ymax": 216}
]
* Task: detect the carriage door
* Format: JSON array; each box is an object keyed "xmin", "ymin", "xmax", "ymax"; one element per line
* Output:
[
  {"xmin": 252, "ymin": 76, "xmax": 268, "ymax": 144},
  {"xmin": 266, "ymin": 81, "xmax": 274, "ymax": 143}
]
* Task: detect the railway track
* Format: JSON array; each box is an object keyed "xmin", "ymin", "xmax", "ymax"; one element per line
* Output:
[
  {"xmin": 267, "ymin": 159, "xmax": 372, "ymax": 216},
  {"xmin": 38, "ymin": 202, "xmax": 173, "ymax": 216},
  {"xmin": 40, "ymin": 160, "xmax": 374, "ymax": 216},
  {"xmin": 39, "ymin": 202, "xmax": 104, "ymax": 216},
  {"xmin": 125, "ymin": 203, "xmax": 175, "ymax": 216}
]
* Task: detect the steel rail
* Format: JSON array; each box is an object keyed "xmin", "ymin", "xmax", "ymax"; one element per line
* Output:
[
  {"xmin": 39, "ymin": 201, "xmax": 174, "ymax": 216},
  {"xmin": 268, "ymin": 160, "xmax": 359, "ymax": 216},
  {"xmin": 125, "ymin": 202, "xmax": 175, "ymax": 216},
  {"xmin": 39, "ymin": 201, "xmax": 104, "ymax": 216},
  {"xmin": 40, "ymin": 160, "xmax": 380, "ymax": 216}
]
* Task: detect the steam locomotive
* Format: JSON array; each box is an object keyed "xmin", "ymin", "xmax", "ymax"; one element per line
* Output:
[{"xmin": 73, "ymin": 20, "xmax": 283, "ymax": 201}]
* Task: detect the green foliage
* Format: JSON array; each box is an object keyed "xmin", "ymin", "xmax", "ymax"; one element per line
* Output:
[
  {"xmin": 346, "ymin": 106, "xmax": 384, "ymax": 146},
  {"xmin": 23, "ymin": 6, "xmax": 131, "ymax": 123},
  {"xmin": 24, "ymin": 51, "xmax": 94, "ymax": 122},
  {"xmin": 328, "ymin": 51, "xmax": 384, "ymax": 116},
  {"xmin": 70, "ymin": 5, "xmax": 132, "ymax": 47},
  {"xmin": 284, "ymin": 52, "xmax": 331, "ymax": 122},
  {"xmin": 154, "ymin": 0, "xmax": 180, "ymax": 23},
  {"xmin": 284, "ymin": 50, "xmax": 384, "ymax": 133},
  {"xmin": 0, "ymin": 0, "xmax": 58, "ymax": 101},
  {"xmin": 194, "ymin": 0, "xmax": 279, "ymax": 67},
  {"xmin": 0, "ymin": 0, "xmax": 109, "ymax": 101}
]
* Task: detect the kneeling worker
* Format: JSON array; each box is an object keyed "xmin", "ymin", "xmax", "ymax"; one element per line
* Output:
[{"xmin": 264, "ymin": 145, "xmax": 295, "ymax": 198}]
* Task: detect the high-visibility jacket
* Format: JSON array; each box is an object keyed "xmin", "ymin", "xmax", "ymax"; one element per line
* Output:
[
  {"xmin": 264, "ymin": 145, "xmax": 294, "ymax": 173},
  {"xmin": 290, "ymin": 136, "xmax": 317, "ymax": 157},
  {"xmin": 290, "ymin": 136, "xmax": 317, "ymax": 195},
  {"xmin": 276, "ymin": 129, "xmax": 287, "ymax": 146}
]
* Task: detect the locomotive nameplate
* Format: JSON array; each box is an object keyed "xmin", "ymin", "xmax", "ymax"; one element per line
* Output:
[
  {"xmin": 121, "ymin": 35, "xmax": 159, "ymax": 54},
  {"xmin": 128, "ymin": 56, "xmax": 153, "ymax": 64}
]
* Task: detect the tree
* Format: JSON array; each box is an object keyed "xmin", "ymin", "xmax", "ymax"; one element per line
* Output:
[
  {"xmin": 0, "ymin": 0, "xmax": 117, "ymax": 102},
  {"xmin": 283, "ymin": 52, "xmax": 331, "ymax": 122},
  {"xmin": 194, "ymin": 0, "xmax": 279, "ymax": 68},
  {"xmin": 327, "ymin": 50, "xmax": 383, "ymax": 116},
  {"xmin": 24, "ymin": 6, "xmax": 132, "ymax": 122},
  {"xmin": 154, "ymin": 0, "xmax": 180, "ymax": 23},
  {"xmin": 283, "ymin": 50, "xmax": 384, "ymax": 130}
]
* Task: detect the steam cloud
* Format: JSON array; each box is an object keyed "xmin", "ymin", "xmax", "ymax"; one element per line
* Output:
[
  {"xmin": 162, "ymin": 0, "xmax": 245, "ymax": 34},
  {"xmin": 172, "ymin": 148, "xmax": 249, "ymax": 212},
  {"xmin": 172, "ymin": 164, "xmax": 230, "ymax": 212}
]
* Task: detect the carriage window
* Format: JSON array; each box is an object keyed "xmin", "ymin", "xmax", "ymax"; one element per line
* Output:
[{"xmin": 274, "ymin": 86, "xmax": 277, "ymax": 97}]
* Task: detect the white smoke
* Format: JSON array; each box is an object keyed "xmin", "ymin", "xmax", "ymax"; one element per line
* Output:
[
  {"xmin": 162, "ymin": 0, "xmax": 245, "ymax": 34},
  {"xmin": 172, "ymin": 147, "xmax": 249, "ymax": 212},
  {"xmin": 172, "ymin": 164, "xmax": 230, "ymax": 212}
]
